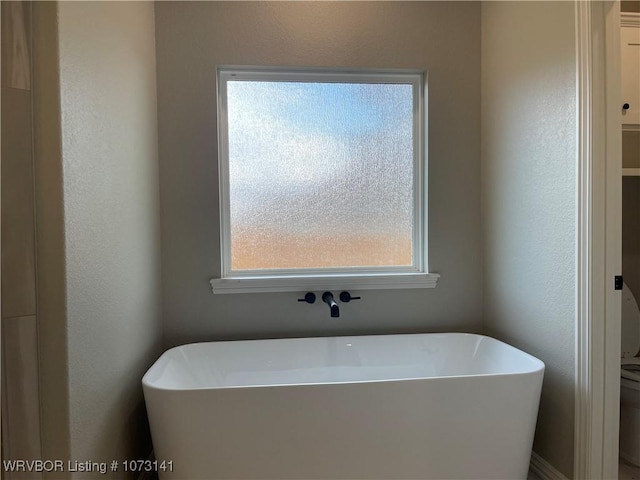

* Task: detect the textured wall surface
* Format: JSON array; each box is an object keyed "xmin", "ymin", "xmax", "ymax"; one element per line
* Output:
[
  {"xmin": 155, "ymin": 1, "xmax": 483, "ymax": 346},
  {"xmin": 481, "ymin": 2, "xmax": 576, "ymax": 477},
  {"xmin": 54, "ymin": 2, "xmax": 162, "ymax": 474}
]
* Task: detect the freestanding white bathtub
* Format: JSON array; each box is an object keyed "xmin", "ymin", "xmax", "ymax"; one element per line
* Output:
[{"xmin": 143, "ymin": 333, "xmax": 544, "ymax": 480}]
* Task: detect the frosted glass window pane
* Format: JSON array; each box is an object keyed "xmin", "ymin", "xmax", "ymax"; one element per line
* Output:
[{"xmin": 226, "ymin": 80, "xmax": 415, "ymax": 270}]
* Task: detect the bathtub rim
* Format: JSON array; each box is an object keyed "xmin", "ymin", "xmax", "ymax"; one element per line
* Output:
[{"xmin": 142, "ymin": 332, "xmax": 545, "ymax": 392}]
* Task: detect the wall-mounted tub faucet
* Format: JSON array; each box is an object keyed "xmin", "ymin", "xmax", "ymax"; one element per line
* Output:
[{"xmin": 322, "ymin": 292, "xmax": 340, "ymax": 318}]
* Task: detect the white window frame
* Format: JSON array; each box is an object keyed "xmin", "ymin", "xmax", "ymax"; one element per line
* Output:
[{"xmin": 210, "ymin": 66, "xmax": 439, "ymax": 294}]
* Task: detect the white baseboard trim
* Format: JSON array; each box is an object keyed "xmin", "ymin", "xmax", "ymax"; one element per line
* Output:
[{"xmin": 530, "ymin": 452, "xmax": 569, "ymax": 480}]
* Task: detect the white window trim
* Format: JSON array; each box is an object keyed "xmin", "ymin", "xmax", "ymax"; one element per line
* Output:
[{"xmin": 211, "ymin": 66, "xmax": 439, "ymax": 294}]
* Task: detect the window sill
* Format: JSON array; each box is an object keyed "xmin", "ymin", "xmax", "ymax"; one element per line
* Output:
[{"xmin": 210, "ymin": 272, "xmax": 440, "ymax": 294}]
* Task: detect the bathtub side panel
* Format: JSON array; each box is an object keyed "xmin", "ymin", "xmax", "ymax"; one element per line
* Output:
[{"xmin": 145, "ymin": 372, "xmax": 543, "ymax": 480}]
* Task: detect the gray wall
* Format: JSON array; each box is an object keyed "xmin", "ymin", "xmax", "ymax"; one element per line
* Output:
[
  {"xmin": 33, "ymin": 1, "xmax": 71, "ymax": 469},
  {"xmin": 24, "ymin": 2, "xmax": 581, "ymax": 477},
  {"xmin": 33, "ymin": 2, "xmax": 162, "ymax": 476},
  {"xmin": 1, "ymin": 1, "xmax": 43, "ymax": 472},
  {"xmin": 481, "ymin": 2, "xmax": 576, "ymax": 477},
  {"xmin": 155, "ymin": 1, "xmax": 483, "ymax": 346}
]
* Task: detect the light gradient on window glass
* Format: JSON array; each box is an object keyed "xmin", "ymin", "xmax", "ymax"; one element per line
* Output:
[{"xmin": 226, "ymin": 80, "xmax": 414, "ymax": 270}]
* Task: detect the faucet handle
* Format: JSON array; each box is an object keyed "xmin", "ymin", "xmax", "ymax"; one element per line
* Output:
[
  {"xmin": 339, "ymin": 291, "xmax": 361, "ymax": 303},
  {"xmin": 297, "ymin": 292, "xmax": 316, "ymax": 304}
]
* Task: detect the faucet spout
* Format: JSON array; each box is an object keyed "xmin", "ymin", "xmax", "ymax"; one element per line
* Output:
[{"xmin": 322, "ymin": 291, "xmax": 340, "ymax": 318}]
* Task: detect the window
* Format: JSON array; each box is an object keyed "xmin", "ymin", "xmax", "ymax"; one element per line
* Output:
[{"xmin": 211, "ymin": 67, "xmax": 439, "ymax": 293}]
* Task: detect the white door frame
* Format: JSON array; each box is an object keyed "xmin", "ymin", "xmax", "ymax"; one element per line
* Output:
[{"xmin": 575, "ymin": 1, "xmax": 622, "ymax": 478}]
